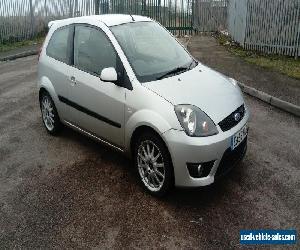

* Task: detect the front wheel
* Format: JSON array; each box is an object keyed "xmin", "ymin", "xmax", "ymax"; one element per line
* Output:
[{"xmin": 134, "ymin": 132, "xmax": 174, "ymax": 197}]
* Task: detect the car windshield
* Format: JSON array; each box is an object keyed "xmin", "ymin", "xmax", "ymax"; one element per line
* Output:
[{"xmin": 110, "ymin": 21, "xmax": 196, "ymax": 83}]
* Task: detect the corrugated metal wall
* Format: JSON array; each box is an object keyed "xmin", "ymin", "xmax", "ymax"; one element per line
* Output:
[
  {"xmin": 227, "ymin": 0, "xmax": 247, "ymax": 44},
  {"xmin": 228, "ymin": 0, "xmax": 300, "ymax": 57}
]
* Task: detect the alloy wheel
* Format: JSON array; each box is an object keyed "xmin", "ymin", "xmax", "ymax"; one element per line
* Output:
[
  {"xmin": 137, "ymin": 140, "xmax": 165, "ymax": 192},
  {"xmin": 41, "ymin": 95, "xmax": 55, "ymax": 131}
]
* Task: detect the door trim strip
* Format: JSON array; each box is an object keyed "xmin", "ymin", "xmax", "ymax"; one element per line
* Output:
[{"xmin": 58, "ymin": 95, "xmax": 121, "ymax": 128}]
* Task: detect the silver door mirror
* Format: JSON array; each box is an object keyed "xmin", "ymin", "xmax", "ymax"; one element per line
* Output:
[{"xmin": 100, "ymin": 67, "xmax": 118, "ymax": 83}]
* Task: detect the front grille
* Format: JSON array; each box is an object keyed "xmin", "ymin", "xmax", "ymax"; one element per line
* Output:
[
  {"xmin": 219, "ymin": 105, "xmax": 245, "ymax": 132},
  {"xmin": 215, "ymin": 137, "xmax": 247, "ymax": 179}
]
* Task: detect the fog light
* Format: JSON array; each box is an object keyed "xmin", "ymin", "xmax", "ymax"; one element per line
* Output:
[
  {"xmin": 187, "ymin": 161, "xmax": 215, "ymax": 178},
  {"xmin": 198, "ymin": 165, "xmax": 203, "ymax": 176}
]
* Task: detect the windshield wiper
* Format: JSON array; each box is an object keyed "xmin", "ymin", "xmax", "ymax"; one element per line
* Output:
[
  {"xmin": 157, "ymin": 66, "xmax": 189, "ymax": 80},
  {"xmin": 188, "ymin": 60, "xmax": 198, "ymax": 70}
]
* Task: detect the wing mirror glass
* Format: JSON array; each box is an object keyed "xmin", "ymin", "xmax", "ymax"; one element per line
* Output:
[{"xmin": 100, "ymin": 67, "xmax": 118, "ymax": 83}]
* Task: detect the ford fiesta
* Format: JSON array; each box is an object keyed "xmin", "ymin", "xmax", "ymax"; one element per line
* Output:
[{"xmin": 38, "ymin": 14, "xmax": 249, "ymax": 196}]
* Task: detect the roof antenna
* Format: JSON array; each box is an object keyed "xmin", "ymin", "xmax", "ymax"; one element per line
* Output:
[{"xmin": 129, "ymin": 14, "xmax": 135, "ymax": 22}]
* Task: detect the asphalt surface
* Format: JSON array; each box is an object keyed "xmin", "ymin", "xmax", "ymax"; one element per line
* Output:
[{"xmin": 0, "ymin": 55, "xmax": 299, "ymax": 249}]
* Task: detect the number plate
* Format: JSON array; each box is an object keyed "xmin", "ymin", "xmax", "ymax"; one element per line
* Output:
[{"xmin": 231, "ymin": 124, "xmax": 248, "ymax": 150}]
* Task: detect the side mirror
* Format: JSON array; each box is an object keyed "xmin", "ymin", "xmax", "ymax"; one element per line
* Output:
[{"xmin": 100, "ymin": 67, "xmax": 118, "ymax": 83}]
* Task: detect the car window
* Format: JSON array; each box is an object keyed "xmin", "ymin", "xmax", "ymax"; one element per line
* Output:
[
  {"xmin": 74, "ymin": 25, "xmax": 117, "ymax": 76},
  {"xmin": 111, "ymin": 22, "xmax": 193, "ymax": 83},
  {"xmin": 46, "ymin": 26, "xmax": 70, "ymax": 64}
]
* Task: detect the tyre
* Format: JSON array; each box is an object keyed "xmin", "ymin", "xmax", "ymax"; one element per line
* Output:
[
  {"xmin": 134, "ymin": 131, "xmax": 174, "ymax": 197},
  {"xmin": 39, "ymin": 92, "xmax": 62, "ymax": 135}
]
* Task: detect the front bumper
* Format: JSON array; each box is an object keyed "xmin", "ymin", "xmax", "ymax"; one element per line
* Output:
[{"xmin": 162, "ymin": 112, "xmax": 249, "ymax": 187}]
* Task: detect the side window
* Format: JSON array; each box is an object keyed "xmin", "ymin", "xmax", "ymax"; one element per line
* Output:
[
  {"xmin": 74, "ymin": 25, "xmax": 117, "ymax": 75},
  {"xmin": 46, "ymin": 26, "xmax": 70, "ymax": 63}
]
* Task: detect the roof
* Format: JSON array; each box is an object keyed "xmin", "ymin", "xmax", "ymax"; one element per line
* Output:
[
  {"xmin": 48, "ymin": 14, "xmax": 152, "ymax": 29},
  {"xmin": 94, "ymin": 14, "xmax": 151, "ymax": 26}
]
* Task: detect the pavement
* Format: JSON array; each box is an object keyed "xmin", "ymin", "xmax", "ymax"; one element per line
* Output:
[
  {"xmin": 0, "ymin": 51, "xmax": 299, "ymax": 247},
  {"xmin": 0, "ymin": 44, "xmax": 40, "ymax": 61}
]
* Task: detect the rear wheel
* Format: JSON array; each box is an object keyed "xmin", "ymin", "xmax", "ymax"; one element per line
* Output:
[
  {"xmin": 39, "ymin": 92, "xmax": 61, "ymax": 135},
  {"xmin": 134, "ymin": 132, "xmax": 174, "ymax": 197}
]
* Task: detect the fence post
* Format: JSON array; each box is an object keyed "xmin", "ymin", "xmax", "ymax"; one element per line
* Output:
[
  {"xmin": 44, "ymin": 0, "xmax": 47, "ymax": 19},
  {"xmin": 142, "ymin": 0, "xmax": 147, "ymax": 16},
  {"xmin": 191, "ymin": 0, "xmax": 195, "ymax": 31},
  {"xmin": 95, "ymin": 0, "xmax": 99, "ymax": 15},
  {"xmin": 296, "ymin": 8, "xmax": 300, "ymax": 60},
  {"xmin": 74, "ymin": 0, "xmax": 78, "ymax": 16},
  {"xmin": 29, "ymin": 0, "xmax": 35, "ymax": 38},
  {"xmin": 69, "ymin": 0, "xmax": 73, "ymax": 17}
]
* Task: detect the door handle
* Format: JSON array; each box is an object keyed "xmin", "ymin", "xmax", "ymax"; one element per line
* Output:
[{"xmin": 69, "ymin": 76, "xmax": 77, "ymax": 86}]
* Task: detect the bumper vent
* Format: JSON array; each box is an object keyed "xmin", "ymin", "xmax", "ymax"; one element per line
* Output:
[
  {"xmin": 215, "ymin": 137, "xmax": 247, "ymax": 179},
  {"xmin": 187, "ymin": 161, "xmax": 215, "ymax": 178},
  {"xmin": 219, "ymin": 105, "xmax": 245, "ymax": 132}
]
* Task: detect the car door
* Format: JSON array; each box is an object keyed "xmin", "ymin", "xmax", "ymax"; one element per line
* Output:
[
  {"xmin": 45, "ymin": 25, "xmax": 73, "ymax": 121},
  {"xmin": 67, "ymin": 24, "xmax": 126, "ymax": 148}
]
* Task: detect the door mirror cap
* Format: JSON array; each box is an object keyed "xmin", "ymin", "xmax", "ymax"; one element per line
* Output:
[{"xmin": 100, "ymin": 67, "xmax": 118, "ymax": 83}]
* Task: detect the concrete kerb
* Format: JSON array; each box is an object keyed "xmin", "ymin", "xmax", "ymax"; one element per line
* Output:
[
  {"xmin": 238, "ymin": 82, "xmax": 300, "ymax": 117},
  {"xmin": 0, "ymin": 50, "xmax": 38, "ymax": 61}
]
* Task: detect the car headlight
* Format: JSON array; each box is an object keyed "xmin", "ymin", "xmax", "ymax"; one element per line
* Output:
[
  {"xmin": 174, "ymin": 105, "xmax": 218, "ymax": 137},
  {"xmin": 228, "ymin": 77, "xmax": 237, "ymax": 86}
]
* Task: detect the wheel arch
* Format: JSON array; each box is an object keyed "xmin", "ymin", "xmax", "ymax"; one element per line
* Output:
[
  {"xmin": 38, "ymin": 76, "xmax": 58, "ymax": 103},
  {"xmin": 39, "ymin": 87, "xmax": 48, "ymax": 101},
  {"xmin": 130, "ymin": 125, "xmax": 162, "ymax": 156},
  {"xmin": 124, "ymin": 109, "xmax": 173, "ymax": 156},
  {"xmin": 130, "ymin": 124, "xmax": 175, "ymax": 195},
  {"xmin": 129, "ymin": 125, "xmax": 173, "ymax": 171}
]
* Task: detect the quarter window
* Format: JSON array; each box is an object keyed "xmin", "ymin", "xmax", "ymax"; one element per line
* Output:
[
  {"xmin": 46, "ymin": 26, "xmax": 70, "ymax": 64},
  {"xmin": 74, "ymin": 25, "xmax": 117, "ymax": 75}
]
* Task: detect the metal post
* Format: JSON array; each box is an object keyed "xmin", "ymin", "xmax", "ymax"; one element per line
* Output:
[
  {"xmin": 44, "ymin": 0, "xmax": 47, "ymax": 21},
  {"xmin": 191, "ymin": 0, "xmax": 194, "ymax": 33},
  {"xmin": 74, "ymin": 0, "xmax": 78, "ymax": 16},
  {"xmin": 29, "ymin": 0, "xmax": 35, "ymax": 38},
  {"xmin": 295, "ymin": 5, "xmax": 300, "ymax": 60},
  {"xmin": 142, "ymin": 0, "xmax": 146, "ymax": 16},
  {"xmin": 95, "ymin": 0, "xmax": 100, "ymax": 15},
  {"xmin": 69, "ymin": 0, "xmax": 73, "ymax": 17}
]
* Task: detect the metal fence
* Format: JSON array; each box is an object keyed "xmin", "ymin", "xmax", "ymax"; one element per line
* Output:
[
  {"xmin": 193, "ymin": 0, "xmax": 228, "ymax": 32},
  {"xmin": 0, "ymin": 0, "xmax": 197, "ymax": 44},
  {"xmin": 1, "ymin": 0, "xmax": 299, "ymax": 57},
  {"xmin": 0, "ymin": 0, "xmax": 95, "ymax": 44},
  {"xmin": 98, "ymin": 0, "xmax": 195, "ymax": 36},
  {"xmin": 228, "ymin": 0, "xmax": 300, "ymax": 57}
]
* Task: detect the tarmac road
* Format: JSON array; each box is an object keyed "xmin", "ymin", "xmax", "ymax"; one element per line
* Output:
[{"xmin": 0, "ymin": 55, "xmax": 299, "ymax": 249}]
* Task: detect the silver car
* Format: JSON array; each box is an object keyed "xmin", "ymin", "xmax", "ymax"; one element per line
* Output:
[{"xmin": 38, "ymin": 14, "xmax": 249, "ymax": 196}]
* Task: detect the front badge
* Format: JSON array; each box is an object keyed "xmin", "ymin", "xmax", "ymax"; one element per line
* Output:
[{"xmin": 234, "ymin": 112, "xmax": 241, "ymax": 122}]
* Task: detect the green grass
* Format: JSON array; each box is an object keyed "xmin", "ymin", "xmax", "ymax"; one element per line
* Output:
[
  {"xmin": 215, "ymin": 32, "xmax": 300, "ymax": 80},
  {"xmin": 0, "ymin": 36, "xmax": 45, "ymax": 53}
]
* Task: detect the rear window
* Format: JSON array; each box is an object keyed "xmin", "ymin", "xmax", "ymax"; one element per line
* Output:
[{"xmin": 46, "ymin": 26, "xmax": 70, "ymax": 64}]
